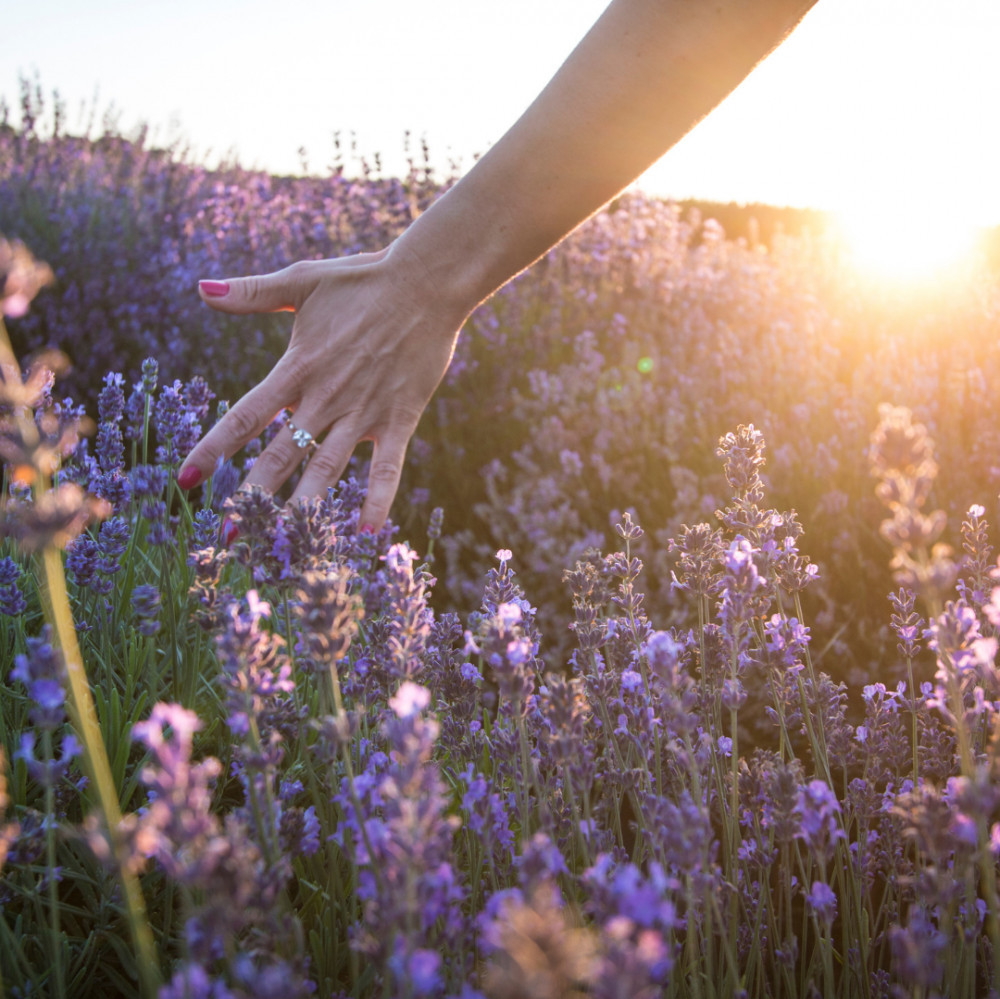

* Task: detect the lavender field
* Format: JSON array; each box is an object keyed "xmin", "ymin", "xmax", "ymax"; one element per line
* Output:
[{"xmin": 2, "ymin": 87, "xmax": 1000, "ymax": 998}]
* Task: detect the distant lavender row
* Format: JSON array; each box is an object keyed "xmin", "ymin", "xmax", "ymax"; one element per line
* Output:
[{"xmin": 0, "ymin": 83, "xmax": 450, "ymax": 406}]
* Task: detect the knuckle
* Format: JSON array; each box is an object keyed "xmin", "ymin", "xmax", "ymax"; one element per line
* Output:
[
  {"xmin": 303, "ymin": 450, "xmax": 343, "ymax": 482},
  {"xmin": 283, "ymin": 260, "xmax": 315, "ymax": 301},
  {"xmin": 368, "ymin": 458, "xmax": 402, "ymax": 486},
  {"xmin": 225, "ymin": 405, "xmax": 262, "ymax": 444},
  {"xmin": 284, "ymin": 260, "xmax": 311, "ymax": 282},
  {"xmin": 277, "ymin": 349, "xmax": 314, "ymax": 388},
  {"xmin": 241, "ymin": 274, "xmax": 267, "ymax": 302},
  {"xmin": 252, "ymin": 445, "xmax": 293, "ymax": 478}
]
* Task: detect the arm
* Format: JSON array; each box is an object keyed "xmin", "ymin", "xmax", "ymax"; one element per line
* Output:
[
  {"xmin": 178, "ymin": 0, "xmax": 818, "ymax": 531},
  {"xmin": 392, "ymin": 0, "xmax": 818, "ymax": 312}
]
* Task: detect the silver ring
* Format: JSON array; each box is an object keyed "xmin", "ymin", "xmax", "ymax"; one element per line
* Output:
[{"xmin": 287, "ymin": 420, "xmax": 318, "ymax": 451}]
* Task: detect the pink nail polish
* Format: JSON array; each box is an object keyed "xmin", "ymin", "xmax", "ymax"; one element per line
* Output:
[
  {"xmin": 177, "ymin": 466, "xmax": 202, "ymax": 490},
  {"xmin": 360, "ymin": 523, "xmax": 375, "ymax": 535},
  {"xmin": 199, "ymin": 280, "xmax": 230, "ymax": 298}
]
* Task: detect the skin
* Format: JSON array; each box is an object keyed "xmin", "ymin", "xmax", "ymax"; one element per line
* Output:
[{"xmin": 177, "ymin": 0, "xmax": 819, "ymax": 531}]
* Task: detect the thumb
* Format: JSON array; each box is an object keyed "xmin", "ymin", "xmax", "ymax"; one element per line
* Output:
[{"xmin": 198, "ymin": 263, "xmax": 313, "ymax": 314}]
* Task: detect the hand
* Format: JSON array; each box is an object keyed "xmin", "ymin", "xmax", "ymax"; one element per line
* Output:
[{"xmin": 176, "ymin": 248, "xmax": 464, "ymax": 532}]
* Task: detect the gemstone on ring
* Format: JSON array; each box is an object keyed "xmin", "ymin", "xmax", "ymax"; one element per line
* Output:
[{"xmin": 287, "ymin": 421, "xmax": 317, "ymax": 450}]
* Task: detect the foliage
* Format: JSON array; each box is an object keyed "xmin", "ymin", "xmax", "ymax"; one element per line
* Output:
[{"xmin": 2, "ymin": 86, "xmax": 1000, "ymax": 998}]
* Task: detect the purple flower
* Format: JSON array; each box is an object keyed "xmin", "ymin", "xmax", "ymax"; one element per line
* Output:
[
  {"xmin": 620, "ymin": 668, "xmax": 643, "ymax": 693},
  {"xmin": 122, "ymin": 383, "xmax": 147, "ymax": 442},
  {"xmin": 797, "ymin": 779, "xmax": 845, "ymax": 861},
  {"xmin": 11, "ymin": 628, "xmax": 68, "ymax": 731},
  {"xmin": 889, "ymin": 908, "xmax": 947, "ymax": 988},
  {"xmin": 0, "ymin": 556, "xmax": 27, "ymax": 616},
  {"xmin": 131, "ymin": 584, "xmax": 162, "ymax": 636},
  {"xmin": 805, "ymin": 880, "xmax": 837, "ymax": 923},
  {"xmin": 97, "ymin": 372, "xmax": 125, "ymax": 421},
  {"xmin": 517, "ymin": 832, "xmax": 569, "ymax": 890},
  {"xmin": 271, "ymin": 497, "xmax": 337, "ymax": 579},
  {"xmin": 191, "ymin": 509, "xmax": 222, "ymax": 550},
  {"xmin": 15, "ymin": 730, "xmax": 81, "ymax": 789},
  {"xmin": 66, "ymin": 534, "xmax": 100, "ymax": 588},
  {"xmin": 215, "ymin": 591, "xmax": 295, "ymax": 742},
  {"xmin": 130, "ymin": 463, "xmax": 168, "ymax": 499},
  {"xmin": 159, "ymin": 963, "xmax": 235, "ymax": 999},
  {"xmin": 388, "ymin": 944, "xmax": 442, "ymax": 997},
  {"xmin": 583, "ymin": 854, "xmax": 678, "ymax": 931},
  {"xmin": 717, "ymin": 538, "xmax": 769, "ymax": 644}
]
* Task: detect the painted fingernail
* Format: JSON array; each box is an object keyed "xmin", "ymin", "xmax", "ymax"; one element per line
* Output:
[
  {"xmin": 199, "ymin": 280, "xmax": 230, "ymax": 298},
  {"xmin": 177, "ymin": 466, "xmax": 202, "ymax": 490},
  {"xmin": 360, "ymin": 523, "xmax": 375, "ymax": 535},
  {"xmin": 221, "ymin": 518, "xmax": 240, "ymax": 547}
]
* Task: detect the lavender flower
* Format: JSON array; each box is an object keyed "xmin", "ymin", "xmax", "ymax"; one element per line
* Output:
[
  {"xmin": 292, "ymin": 566, "xmax": 361, "ymax": 668},
  {"xmin": 131, "ymin": 583, "xmax": 162, "ymax": 636},
  {"xmin": 796, "ymin": 779, "xmax": 845, "ymax": 862},
  {"xmin": 0, "ymin": 555, "xmax": 27, "ymax": 615},
  {"xmin": 717, "ymin": 538, "xmax": 770, "ymax": 651},
  {"xmin": 15, "ymin": 730, "xmax": 81, "ymax": 790},
  {"xmin": 805, "ymin": 880, "xmax": 837, "ymax": 924},
  {"xmin": 341, "ymin": 682, "xmax": 468, "ymax": 991},
  {"xmin": 10, "ymin": 627, "xmax": 68, "ymax": 731},
  {"xmin": 130, "ymin": 463, "xmax": 169, "ymax": 499},
  {"xmin": 272, "ymin": 496, "xmax": 336, "ymax": 580},
  {"xmin": 215, "ymin": 590, "xmax": 294, "ymax": 742}
]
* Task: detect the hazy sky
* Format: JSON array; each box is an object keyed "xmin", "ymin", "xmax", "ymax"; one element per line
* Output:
[{"xmin": 7, "ymin": 1, "xmax": 1000, "ymax": 223}]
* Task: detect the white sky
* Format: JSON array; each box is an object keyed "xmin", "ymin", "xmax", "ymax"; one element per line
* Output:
[{"xmin": 7, "ymin": 0, "xmax": 1000, "ymax": 223}]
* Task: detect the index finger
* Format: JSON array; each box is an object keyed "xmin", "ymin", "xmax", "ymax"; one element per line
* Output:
[{"xmin": 176, "ymin": 368, "xmax": 298, "ymax": 490}]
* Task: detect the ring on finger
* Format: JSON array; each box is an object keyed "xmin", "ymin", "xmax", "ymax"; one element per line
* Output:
[{"xmin": 287, "ymin": 419, "xmax": 319, "ymax": 453}]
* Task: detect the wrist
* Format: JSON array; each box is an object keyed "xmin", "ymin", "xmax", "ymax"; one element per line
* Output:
[{"xmin": 383, "ymin": 180, "xmax": 522, "ymax": 323}]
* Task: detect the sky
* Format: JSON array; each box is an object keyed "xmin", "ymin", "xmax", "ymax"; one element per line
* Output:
[{"xmin": 6, "ymin": 0, "xmax": 1000, "ymax": 225}]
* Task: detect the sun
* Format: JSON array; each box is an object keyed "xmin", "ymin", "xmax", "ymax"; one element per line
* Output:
[{"xmin": 834, "ymin": 204, "xmax": 981, "ymax": 286}]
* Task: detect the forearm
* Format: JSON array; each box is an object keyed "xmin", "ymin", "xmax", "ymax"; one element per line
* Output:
[{"xmin": 388, "ymin": 0, "xmax": 817, "ymax": 315}]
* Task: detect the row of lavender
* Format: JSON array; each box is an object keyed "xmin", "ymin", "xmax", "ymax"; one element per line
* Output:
[
  {"xmin": 2, "ymin": 90, "xmax": 1000, "ymax": 996},
  {"xmin": 4, "ymin": 87, "xmax": 1000, "ymax": 682},
  {"xmin": 3, "ymin": 240, "xmax": 1000, "ymax": 996}
]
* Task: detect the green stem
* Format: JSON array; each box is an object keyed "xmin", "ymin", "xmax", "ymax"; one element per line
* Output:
[
  {"xmin": 40, "ymin": 546, "xmax": 161, "ymax": 998},
  {"xmin": 42, "ymin": 729, "xmax": 66, "ymax": 999}
]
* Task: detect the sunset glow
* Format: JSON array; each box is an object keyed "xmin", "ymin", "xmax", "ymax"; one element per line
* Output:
[
  {"xmin": 834, "ymin": 204, "xmax": 981, "ymax": 285},
  {"xmin": 7, "ymin": 1, "xmax": 1000, "ymax": 227}
]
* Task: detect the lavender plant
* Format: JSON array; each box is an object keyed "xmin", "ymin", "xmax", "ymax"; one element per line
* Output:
[{"xmin": 1, "ymin": 156, "xmax": 999, "ymax": 999}]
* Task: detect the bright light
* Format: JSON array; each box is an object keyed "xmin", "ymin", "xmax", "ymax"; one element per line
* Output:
[{"xmin": 834, "ymin": 204, "xmax": 981, "ymax": 286}]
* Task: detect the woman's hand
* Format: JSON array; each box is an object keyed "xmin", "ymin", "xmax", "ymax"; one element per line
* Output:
[
  {"xmin": 176, "ymin": 247, "xmax": 465, "ymax": 532},
  {"xmin": 177, "ymin": 0, "xmax": 816, "ymax": 534}
]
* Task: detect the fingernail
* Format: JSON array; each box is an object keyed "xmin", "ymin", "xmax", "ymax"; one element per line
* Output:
[
  {"xmin": 221, "ymin": 518, "xmax": 239, "ymax": 547},
  {"xmin": 199, "ymin": 280, "xmax": 230, "ymax": 298},
  {"xmin": 360, "ymin": 523, "xmax": 375, "ymax": 535},
  {"xmin": 177, "ymin": 466, "xmax": 202, "ymax": 490}
]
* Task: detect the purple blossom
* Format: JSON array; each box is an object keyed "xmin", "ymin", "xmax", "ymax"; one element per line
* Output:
[
  {"xmin": 215, "ymin": 591, "xmax": 295, "ymax": 741},
  {"xmin": 159, "ymin": 964, "xmax": 235, "ymax": 999},
  {"xmin": 797, "ymin": 779, "xmax": 845, "ymax": 861},
  {"xmin": 15, "ymin": 730, "xmax": 81, "ymax": 789},
  {"xmin": 130, "ymin": 463, "xmax": 168, "ymax": 499},
  {"xmin": 805, "ymin": 880, "xmax": 837, "ymax": 923},
  {"xmin": 717, "ymin": 538, "xmax": 769, "ymax": 644},
  {"xmin": 0, "ymin": 556, "xmax": 27, "ymax": 615},
  {"xmin": 340, "ymin": 680, "xmax": 469, "ymax": 990},
  {"xmin": 131, "ymin": 584, "xmax": 162, "ymax": 636},
  {"xmin": 10, "ymin": 627, "xmax": 68, "ymax": 731}
]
